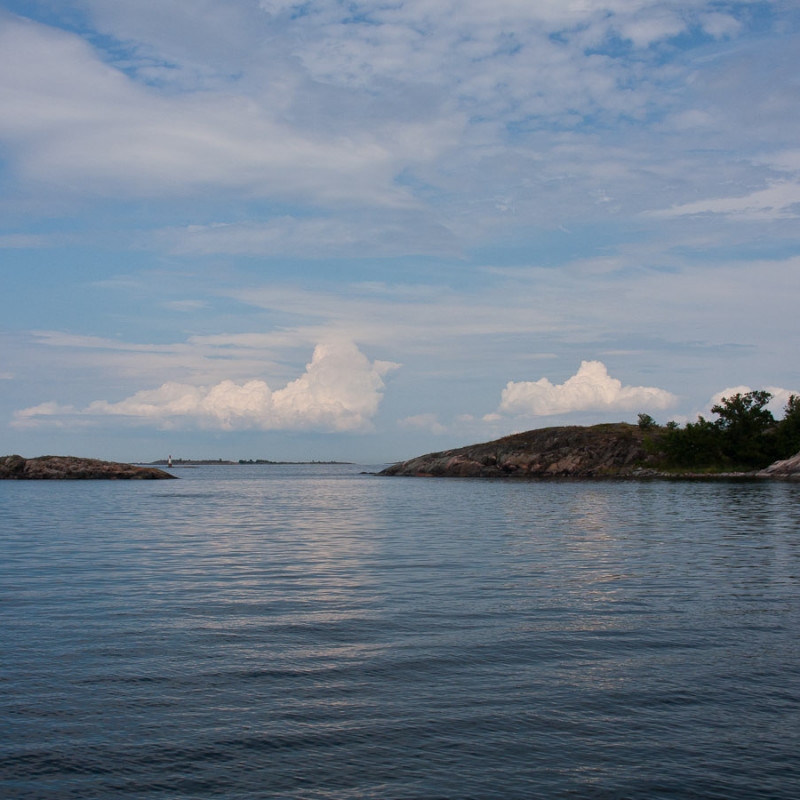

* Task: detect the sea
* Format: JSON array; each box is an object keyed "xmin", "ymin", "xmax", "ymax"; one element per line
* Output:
[{"xmin": 2, "ymin": 464, "xmax": 799, "ymax": 799}]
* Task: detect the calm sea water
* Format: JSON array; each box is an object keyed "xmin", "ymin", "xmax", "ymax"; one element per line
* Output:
[{"xmin": 1, "ymin": 465, "xmax": 799, "ymax": 799}]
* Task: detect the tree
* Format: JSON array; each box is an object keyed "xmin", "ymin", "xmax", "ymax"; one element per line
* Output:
[
  {"xmin": 660, "ymin": 415, "xmax": 724, "ymax": 468},
  {"xmin": 710, "ymin": 390, "xmax": 774, "ymax": 434},
  {"xmin": 709, "ymin": 391, "xmax": 778, "ymax": 467},
  {"xmin": 637, "ymin": 413, "xmax": 656, "ymax": 430},
  {"xmin": 658, "ymin": 390, "xmax": 783, "ymax": 470},
  {"xmin": 776, "ymin": 394, "xmax": 800, "ymax": 457}
]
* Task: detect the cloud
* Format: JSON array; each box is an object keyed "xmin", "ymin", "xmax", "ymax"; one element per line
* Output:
[
  {"xmin": 615, "ymin": 10, "xmax": 686, "ymax": 47},
  {"xmin": 398, "ymin": 413, "xmax": 448, "ymax": 436},
  {"xmin": 698, "ymin": 12, "xmax": 741, "ymax": 39},
  {"xmin": 0, "ymin": 234, "xmax": 54, "ymax": 249},
  {"xmin": 497, "ymin": 360, "xmax": 678, "ymax": 417},
  {"xmin": 14, "ymin": 341, "xmax": 399, "ymax": 432},
  {"xmin": 0, "ymin": 16, "xmax": 453, "ymax": 206},
  {"xmin": 2, "ymin": 1, "xmax": 794, "ymax": 258},
  {"xmin": 157, "ymin": 213, "xmax": 460, "ymax": 258},
  {"xmin": 651, "ymin": 181, "xmax": 800, "ymax": 221},
  {"xmin": 163, "ymin": 299, "xmax": 209, "ymax": 312},
  {"xmin": 0, "ymin": 1, "xmax": 750, "ymax": 215},
  {"xmin": 12, "ymin": 401, "xmax": 78, "ymax": 429}
]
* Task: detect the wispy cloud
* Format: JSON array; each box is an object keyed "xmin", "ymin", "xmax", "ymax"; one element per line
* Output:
[
  {"xmin": 651, "ymin": 181, "xmax": 800, "ymax": 221},
  {"xmin": 163, "ymin": 299, "xmax": 209, "ymax": 312},
  {"xmin": 0, "ymin": 234, "xmax": 54, "ymax": 248},
  {"xmin": 0, "ymin": 15, "xmax": 452, "ymax": 207},
  {"xmin": 157, "ymin": 214, "xmax": 460, "ymax": 258},
  {"xmin": 398, "ymin": 413, "xmax": 448, "ymax": 436}
]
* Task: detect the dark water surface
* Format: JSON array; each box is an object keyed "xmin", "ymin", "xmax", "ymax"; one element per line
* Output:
[{"xmin": 2, "ymin": 465, "xmax": 799, "ymax": 799}]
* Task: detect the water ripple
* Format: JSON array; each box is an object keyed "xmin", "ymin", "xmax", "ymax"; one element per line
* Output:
[{"xmin": 2, "ymin": 469, "xmax": 799, "ymax": 798}]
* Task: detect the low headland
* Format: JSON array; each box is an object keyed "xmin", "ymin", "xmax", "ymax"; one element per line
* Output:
[
  {"xmin": 380, "ymin": 391, "xmax": 800, "ymax": 481},
  {"xmin": 0, "ymin": 455, "xmax": 175, "ymax": 480}
]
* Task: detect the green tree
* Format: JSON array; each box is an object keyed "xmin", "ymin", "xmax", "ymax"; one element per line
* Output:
[
  {"xmin": 660, "ymin": 415, "xmax": 725, "ymax": 468},
  {"xmin": 776, "ymin": 394, "xmax": 800, "ymax": 457},
  {"xmin": 710, "ymin": 391, "xmax": 778, "ymax": 467},
  {"xmin": 711, "ymin": 390, "xmax": 774, "ymax": 433},
  {"xmin": 659, "ymin": 390, "xmax": 783, "ymax": 470},
  {"xmin": 637, "ymin": 413, "xmax": 656, "ymax": 430}
]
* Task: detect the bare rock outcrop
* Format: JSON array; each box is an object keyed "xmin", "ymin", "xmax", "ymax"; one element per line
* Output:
[
  {"xmin": 757, "ymin": 451, "xmax": 800, "ymax": 480},
  {"xmin": 380, "ymin": 424, "xmax": 659, "ymax": 479},
  {"xmin": 0, "ymin": 455, "xmax": 175, "ymax": 480}
]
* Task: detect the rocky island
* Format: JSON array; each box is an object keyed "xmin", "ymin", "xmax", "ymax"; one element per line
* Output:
[
  {"xmin": 382, "ymin": 391, "xmax": 800, "ymax": 480},
  {"xmin": 380, "ymin": 424, "xmax": 662, "ymax": 478},
  {"xmin": 0, "ymin": 455, "xmax": 175, "ymax": 480},
  {"xmin": 380, "ymin": 423, "xmax": 800, "ymax": 480}
]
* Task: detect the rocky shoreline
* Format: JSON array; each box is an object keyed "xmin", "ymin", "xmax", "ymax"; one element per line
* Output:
[
  {"xmin": 0, "ymin": 455, "xmax": 175, "ymax": 480},
  {"xmin": 756, "ymin": 451, "xmax": 800, "ymax": 479},
  {"xmin": 379, "ymin": 424, "xmax": 800, "ymax": 480}
]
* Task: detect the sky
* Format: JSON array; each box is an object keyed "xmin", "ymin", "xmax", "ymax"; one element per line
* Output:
[{"xmin": 1, "ymin": 0, "xmax": 799, "ymax": 464}]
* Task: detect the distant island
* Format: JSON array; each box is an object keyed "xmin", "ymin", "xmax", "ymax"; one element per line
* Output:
[
  {"xmin": 145, "ymin": 458, "xmax": 352, "ymax": 466},
  {"xmin": 0, "ymin": 455, "xmax": 174, "ymax": 480},
  {"xmin": 237, "ymin": 459, "xmax": 352, "ymax": 465},
  {"xmin": 147, "ymin": 458, "xmax": 237, "ymax": 466},
  {"xmin": 0, "ymin": 454, "xmax": 354, "ymax": 479},
  {"xmin": 381, "ymin": 391, "xmax": 800, "ymax": 481}
]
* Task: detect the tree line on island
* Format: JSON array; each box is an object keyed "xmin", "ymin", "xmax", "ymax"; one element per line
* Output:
[
  {"xmin": 381, "ymin": 389, "xmax": 800, "ymax": 479},
  {"xmin": 638, "ymin": 391, "xmax": 800, "ymax": 471}
]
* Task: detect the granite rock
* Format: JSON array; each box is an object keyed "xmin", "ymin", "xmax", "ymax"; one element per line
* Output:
[
  {"xmin": 0, "ymin": 455, "xmax": 175, "ymax": 480},
  {"xmin": 380, "ymin": 424, "xmax": 658, "ymax": 479},
  {"xmin": 757, "ymin": 451, "xmax": 800, "ymax": 479}
]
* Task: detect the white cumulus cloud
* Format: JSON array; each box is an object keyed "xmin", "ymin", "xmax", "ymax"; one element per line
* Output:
[
  {"xmin": 14, "ymin": 341, "xmax": 399, "ymax": 432},
  {"xmin": 498, "ymin": 360, "xmax": 677, "ymax": 417}
]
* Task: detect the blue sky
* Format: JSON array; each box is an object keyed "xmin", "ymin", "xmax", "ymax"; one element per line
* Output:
[{"xmin": 1, "ymin": 0, "xmax": 799, "ymax": 463}]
